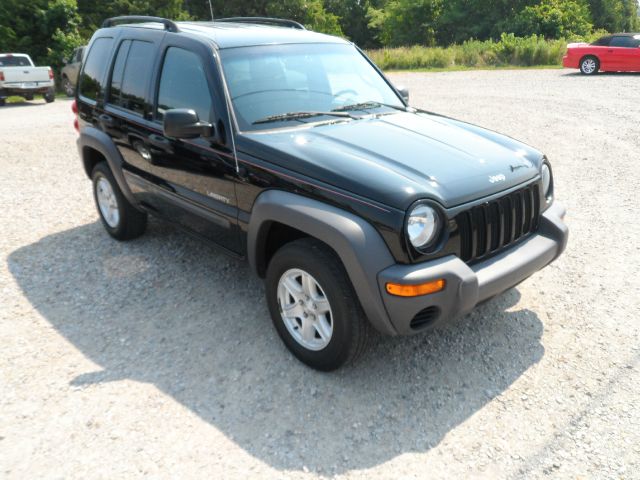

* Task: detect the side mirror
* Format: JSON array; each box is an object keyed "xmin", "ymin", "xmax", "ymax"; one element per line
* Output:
[
  {"xmin": 163, "ymin": 109, "xmax": 214, "ymax": 139},
  {"xmin": 397, "ymin": 86, "xmax": 410, "ymax": 103}
]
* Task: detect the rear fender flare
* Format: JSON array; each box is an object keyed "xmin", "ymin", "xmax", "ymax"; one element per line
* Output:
[{"xmin": 77, "ymin": 126, "xmax": 137, "ymax": 206}]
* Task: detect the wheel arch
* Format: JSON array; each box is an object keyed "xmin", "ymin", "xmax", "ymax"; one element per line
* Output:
[
  {"xmin": 78, "ymin": 127, "xmax": 138, "ymax": 207},
  {"xmin": 248, "ymin": 190, "xmax": 398, "ymax": 335}
]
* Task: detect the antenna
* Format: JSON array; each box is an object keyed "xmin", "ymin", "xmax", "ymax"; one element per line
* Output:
[{"xmin": 207, "ymin": 0, "xmax": 214, "ymax": 21}]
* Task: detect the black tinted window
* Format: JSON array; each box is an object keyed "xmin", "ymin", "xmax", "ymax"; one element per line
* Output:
[
  {"xmin": 79, "ymin": 37, "xmax": 114, "ymax": 101},
  {"xmin": 157, "ymin": 47, "xmax": 212, "ymax": 122},
  {"xmin": 592, "ymin": 36, "xmax": 611, "ymax": 46},
  {"xmin": 0, "ymin": 56, "xmax": 31, "ymax": 66},
  {"xmin": 109, "ymin": 40, "xmax": 154, "ymax": 116},
  {"xmin": 109, "ymin": 40, "xmax": 131, "ymax": 106},
  {"xmin": 610, "ymin": 36, "xmax": 639, "ymax": 48}
]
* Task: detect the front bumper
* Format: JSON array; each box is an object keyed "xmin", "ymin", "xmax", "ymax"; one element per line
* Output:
[{"xmin": 378, "ymin": 201, "xmax": 568, "ymax": 335}]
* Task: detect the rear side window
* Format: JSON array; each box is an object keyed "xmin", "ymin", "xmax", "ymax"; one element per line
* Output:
[
  {"xmin": 156, "ymin": 47, "xmax": 212, "ymax": 123},
  {"xmin": 79, "ymin": 37, "xmax": 114, "ymax": 101},
  {"xmin": 610, "ymin": 36, "xmax": 639, "ymax": 48},
  {"xmin": 109, "ymin": 40, "xmax": 155, "ymax": 116}
]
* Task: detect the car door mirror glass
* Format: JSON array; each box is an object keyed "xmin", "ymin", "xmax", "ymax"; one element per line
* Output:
[{"xmin": 163, "ymin": 109, "xmax": 214, "ymax": 139}]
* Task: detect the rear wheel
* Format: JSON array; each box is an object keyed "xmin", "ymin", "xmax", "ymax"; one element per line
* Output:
[
  {"xmin": 91, "ymin": 162, "xmax": 147, "ymax": 241},
  {"xmin": 62, "ymin": 76, "xmax": 74, "ymax": 97},
  {"xmin": 0, "ymin": 98, "xmax": 5, "ymax": 107},
  {"xmin": 580, "ymin": 56, "xmax": 599, "ymax": 75},
  {"xmin": 24, "ymin": 93, "xmax": 34, "ymax": 101},
  {"xmin": 265, "ymin": 238, "xmax": 371, "ymax": 371},
  {"xmin": 44, "ymin": 88, "xmax": 55, "ymax": 103}
]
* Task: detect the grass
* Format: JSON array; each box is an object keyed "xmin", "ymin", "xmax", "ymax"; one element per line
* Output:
[
  {"xmin": 365, "ymin": 33, "xmax": 602, "ymax": 71},
  {"xmin": 5, "ymin": 92, "xmax": 68, "ymax": 104}
]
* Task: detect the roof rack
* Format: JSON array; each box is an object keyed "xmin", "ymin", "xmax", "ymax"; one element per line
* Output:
[
  {"xmin": 102, "ymin": 16, "xmax": 180, "ymax": 33},
  {"xmin": 216, "ymin": 17, "xmax": 306, "ymax": 30}
]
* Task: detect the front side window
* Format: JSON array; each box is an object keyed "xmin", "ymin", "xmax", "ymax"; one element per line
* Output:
[
  {"xmin": 156, "ymin": 47, "xmax": 212, "ymax": 123},
  {"xmin": 591, "ymin": 36, "xmax": 611, "ymax": 46},
  {"xmin": 219, "ymin": 43, "xmax": 403, "ymax": 131},
  {"xmin": 78, "ymin": 37, "xmax": 114, "ymax": 101},
  {"xmin": 109, "ymin": 40, "xmax": 154, "ymax": 116}
]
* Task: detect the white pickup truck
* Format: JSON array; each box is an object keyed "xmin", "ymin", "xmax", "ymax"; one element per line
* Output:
[{"xmin": 0, "ymin": 53, "xmax": 56, "ymax": 106}]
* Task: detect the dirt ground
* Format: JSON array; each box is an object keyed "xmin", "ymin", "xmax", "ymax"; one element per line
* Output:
[{"xmin": 1, "ymin": 69, "xmax": 639, "ymax": 479}]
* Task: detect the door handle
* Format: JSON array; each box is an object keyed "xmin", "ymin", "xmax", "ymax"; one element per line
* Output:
[
  {"xmin": 98, "ymin": 113, "xmax": 115, "ymax": 128},
  {"xmin": 608, "ymin": 49, "xmax": 614, "ymax": 53}
]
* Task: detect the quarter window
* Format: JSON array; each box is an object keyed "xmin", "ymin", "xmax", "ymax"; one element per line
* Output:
[
  {"xmin": 109, "ymin": 40, "xmax": 155, "ymax": 116},
  {"xmin": 156, "ymin": 47, "xmax": 212, "ymax": 123},
  {"xmin": 78, "ymin": 37, "xmax": 114, "ymax": 101}
]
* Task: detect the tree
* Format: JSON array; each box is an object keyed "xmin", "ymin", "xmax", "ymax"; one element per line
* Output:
[
  {"xmin": 368, "ymin": 0, "xmax": 443, "ymax": 47},
  {"xmin": 511, "ymin": 0, "xmax": 593, "ymax": 38},
  {"xmin": 587, "ymin": 0, "xmax": 639, "ymax": 32},
  {"xmin": 324, "ymin": 0, "xmax": 383, "ymax": 48},
  {"xmin": 0, "ymin": 0, "xmax": 83, "ymax": 70},
  {"xmin": 183, "ymin": 0, "xmax": 342, "ymax": 35},
  {"xmin": 436, "ymin": 0, "xmax": 537, "ymax": 44}
]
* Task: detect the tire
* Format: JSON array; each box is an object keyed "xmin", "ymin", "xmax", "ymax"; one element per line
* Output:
[
  {"xmin": 91, "ymin": 162, "xmax": 147, "ymax": 241},
  {"xmin": 0, "ymin": 98, "xmax": 5, "ymax": 107},
  {"xmin": 62, "ymin": 76, "xmax": 74, "ymax": 97},
  {"xmin": 580, "ymin": 56, "xmax": 599, "ymax": 75},
  {"xmin": 265, "ymin": 238, "xmax": 371, "ymax": 371},
  {"xmin": 44, "ymin": 88, "xmax": 55, "ymax": 103},
  {"xmin": 24, "ymin": 93, "xmax": 34, "ymax": 101}
]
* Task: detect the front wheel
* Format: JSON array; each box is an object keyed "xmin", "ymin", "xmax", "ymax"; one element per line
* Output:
[
  {"xmin": 580, "ymin": 56, "xmax": 599, "ymax": 75},
  {"xmin": 265, "ymin": 238, "xmax": 371, "ymax": 371},
  {"xmin": 92, "ymin": 162, "xmax": 147, "ymax": 241}
]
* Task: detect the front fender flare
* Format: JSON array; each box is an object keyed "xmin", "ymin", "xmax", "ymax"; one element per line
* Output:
[{"xmin": 248, "ymin": 190, "xmax": 398, "ymax": 336}]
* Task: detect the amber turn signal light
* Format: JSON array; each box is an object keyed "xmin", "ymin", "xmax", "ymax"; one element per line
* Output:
[{"xmin": 386, "ymin": 279, "xmax": 445, "ymax": 297}]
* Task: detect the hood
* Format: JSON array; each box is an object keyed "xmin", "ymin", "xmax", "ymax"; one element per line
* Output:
[{"xmin": 240, "ymin": 111, "xmax": 544, "ymax": 210}]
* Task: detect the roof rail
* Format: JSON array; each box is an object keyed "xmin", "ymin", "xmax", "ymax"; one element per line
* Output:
[
  {"xmin": 216, "ymin": 17, "xmax": 306, "ymax": 30},
  {"xmin": 102, "ymin": 16, "xmax": 180, "ymax": 33}
]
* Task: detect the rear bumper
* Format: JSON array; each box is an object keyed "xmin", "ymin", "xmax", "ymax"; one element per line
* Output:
[
  {"xmin": 562, "ymin": 56, "xmax": 577, "ymax": 68},
  {"xmin": 0, "ymin": 82, "xmax": 54, "ymax": 96},
  {"xmin": 378, "ymin": 201, "xmax": 568, "ymax": 335}
]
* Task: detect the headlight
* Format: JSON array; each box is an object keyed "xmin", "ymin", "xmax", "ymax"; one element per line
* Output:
[
  {"xmin": 541, "ymin": 163, "xmax": 552, "ymax": 198},
  {"xmin": 407, "ymin": 204, "xmax": 440, "ymax": 249}
]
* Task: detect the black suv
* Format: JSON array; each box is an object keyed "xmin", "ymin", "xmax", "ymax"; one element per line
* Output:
[{"xmin": 75, "ymin": 16, "xmax": 568, "ymax": 370}]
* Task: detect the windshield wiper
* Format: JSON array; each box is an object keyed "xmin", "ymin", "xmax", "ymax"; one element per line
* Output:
[
  {"xmin": 332, "ymin": 101, "xmax": 409, "ymax": 113},
  {"xmin": 253, "ymin": 111, "xmax": 355, "ymax": 125}
]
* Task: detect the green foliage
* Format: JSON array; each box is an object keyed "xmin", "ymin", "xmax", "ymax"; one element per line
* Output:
[
  {"xmin": 510, "ymin": 0, "xmax": 593, "ymax": 38},
  {"xmin": 0, "ymin": 0, "xmax": 83, "ymax": 72},
  {"xmin": 367, "ymin": 0, "xmax": 443, "ymax": 47},
  {"xmin": 366, "ymin": 34, "xmax": 573, "ymax": 70},
  {"xmin": 1, "ymin": 0, "xmax": 638, "ymax": 84},
  {"xmin": 587, "ymin": 0, "xmax": 639, "ymax": 32}
]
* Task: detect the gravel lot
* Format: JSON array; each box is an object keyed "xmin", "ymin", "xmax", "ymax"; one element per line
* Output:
[{"xmin": 2, "ymin": 69, "xmax": 639, "ymax": 479}]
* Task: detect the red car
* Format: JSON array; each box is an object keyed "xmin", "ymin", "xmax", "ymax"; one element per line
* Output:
[{"xmin": 563, "ymin": 33, "xmax": 640, "ymax": 75}]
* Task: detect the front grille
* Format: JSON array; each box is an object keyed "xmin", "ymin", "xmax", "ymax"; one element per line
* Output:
[{"xmin": 456, "ymin": 183, "xmax": 541, "ymax": 263}]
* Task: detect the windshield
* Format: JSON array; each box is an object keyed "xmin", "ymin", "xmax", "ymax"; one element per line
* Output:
[
  {"xmin": 219, "ymin": 43, "xmax": 404, "ymax": 131},
  {"xmin": 0, "ymin": 56, "xmax": 31, "ymax": 67}
]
